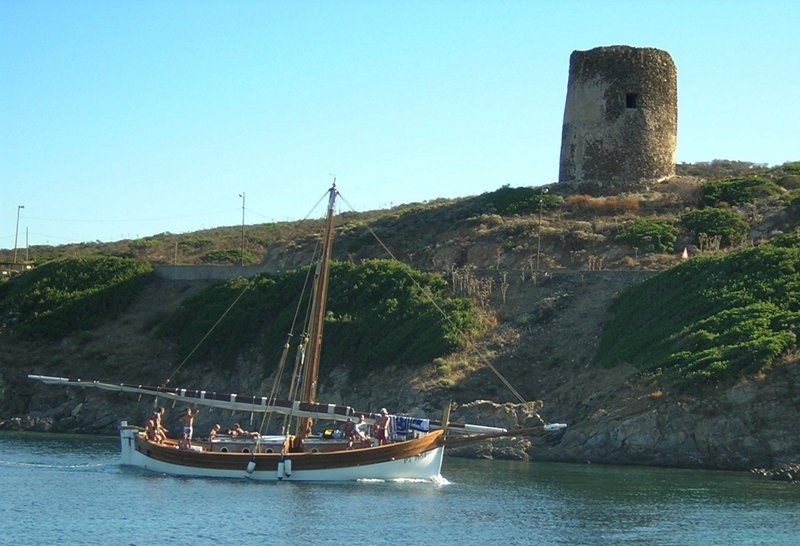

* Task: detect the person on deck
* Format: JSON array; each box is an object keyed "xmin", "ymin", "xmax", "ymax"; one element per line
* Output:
[
  {"xmin": 229, "ymin": 423, "xmax": 259, "ymax": 439},
  {"xmin": 375, "ymin": 408, "xmax": 390, "ymax": 446},
  {"xmin": 354, "ymin": 414, "xmax": 370, "ymax": 446},
  {"xmin": 342, "ymin": 417, "xmax": 355, "ymax": 448},
  {"xmin": 178, "ymin": 432, "xmax": 191, "ymax": 450},
  {"xmin": 209, "ymin": 423, "xmax": 222, "ymax": 440},
  {"xmin": 151, "ymin": 407, "xmax": 168, "ymax": 440},
  {"xmin": 180, "ymin": 408, "xmax": 199, "ymax": 440},
  {"xmin": 144, "ymin": 418, "xmax": 157, "ymax": 442}
]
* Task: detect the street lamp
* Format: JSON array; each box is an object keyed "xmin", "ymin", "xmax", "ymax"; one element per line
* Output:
[
  {"xmin": 239, "ymin": 192, "xmax": 246, "ymax": 266},
  {"xmin": 13, "ymin": 205, "xmax": 24, "ymax": 264},
  {"xmin": 536, "ymin": 189, "xmax": 548, "ymax": 272}
]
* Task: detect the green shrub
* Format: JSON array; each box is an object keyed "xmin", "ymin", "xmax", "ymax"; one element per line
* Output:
[
  {"xmin": 615, "ymin": 218, "xmax": 679, "ymax": 253},
  {"xmin": 158, "ymin": 259, "xmax": 482, "ymax": 377},
  {"xmin": 702, "ymin": 177, "xmax": 781, "ymax": 207},
  {"xmin": 595, "ymin": 236, "xmax": 800, "ymax": 387},
  {"xmin": 476, "ymin": 185, "xmax": 562, "ymax": 216},
  {"xmin": 201, "ymin": 249, "xmax": 256, "ymax": 265},
  {"xmin": 783, "ymin": 189, "xmax": 800, "ymax": 214},
  {"xmin": 779, "ymin": 174, "xmax": 800, "ymax": 190},
  {"xmin": 0, "ymin": 257, "xmax": 153, "ymax": 339},
  {"xmin": 180, "ymin": 238, "xmax": 213, "ymax": 249},
  {"xmin": 680, "ymin": 208, "xmax": 749, "ymax": 247},
  {"xmin": 128, "ymin": 238, "xmax": 160, "ymax": 250}
]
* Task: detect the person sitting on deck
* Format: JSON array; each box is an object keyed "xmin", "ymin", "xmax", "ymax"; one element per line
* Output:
[
  {"xmin": 209, "ymin": 423, "xmax": 222, "ymax": 440},
  {"xmin": 144, "ymin": 418, "xmax": 166, "ymax": 444},
  {"xmin": 353, "ymin": 415, "xmax": 370, "ymax": 446},
  {"xmin": 178, "ymin": 432, "xmax": 191, "ymax": 450},
  {"xmin": 151, "ymin": 407, "xmax": 168, "ymax": 441},
  {"xmin": 228, "ymin": 423, "xmax": 259, "ymax": 439},
  {"xmin": 342, "ymin": 417, "xmax": 355, "ymax": 448},
  {"xmin": 144, "ymin": 419, "xmax": 157, "ymax": 442}
]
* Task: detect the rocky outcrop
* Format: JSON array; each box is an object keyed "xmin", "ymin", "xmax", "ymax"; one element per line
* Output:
[
  {"xmin": 751, "ymin": 464, "xmax": 800, "ymax": 483},
  {"xmin": 535, "ymin": 361, "xmax": 800, "ymax": 471}
]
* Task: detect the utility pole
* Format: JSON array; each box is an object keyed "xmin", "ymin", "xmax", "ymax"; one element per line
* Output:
[
  {"xmin": 13, "ymin": 205, "xmax": 24, "ymax": 264},
  {"xmin": 239, "ymin": 192, "xmax": 246, "ymax": 266}
]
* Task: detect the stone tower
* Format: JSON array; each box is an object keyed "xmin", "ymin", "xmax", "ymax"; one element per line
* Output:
[{"xmin": 558, "ymin": 45, "xmax": 677, "ymax": 193}]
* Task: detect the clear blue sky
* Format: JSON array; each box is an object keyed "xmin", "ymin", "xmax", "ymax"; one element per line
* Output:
[{"xmin": 2, "ymin": 0, "xmax": 798, "ymax": 247}]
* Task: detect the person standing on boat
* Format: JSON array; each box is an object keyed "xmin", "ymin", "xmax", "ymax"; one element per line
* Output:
[
  {"xmin": 180, "ymin": 408, "xmax": 199, "ymax": 440},
  {"xmin": 375, "ymin": 408, "xmax": 390, "ymax": 445}
]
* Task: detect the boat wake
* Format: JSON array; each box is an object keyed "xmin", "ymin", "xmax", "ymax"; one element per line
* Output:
[
  {"xmin": 356, "ymin": 474, "xmax": 450, "ymax": 485},
  {"xmin": 0, "ymin": 459, "xmax": 113, "ymax": 470}
]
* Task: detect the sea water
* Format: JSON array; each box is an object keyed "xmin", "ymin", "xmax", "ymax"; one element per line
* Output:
[{"xmin": 1, "ymin": 431, "xmax": 798, "ymax": 545}]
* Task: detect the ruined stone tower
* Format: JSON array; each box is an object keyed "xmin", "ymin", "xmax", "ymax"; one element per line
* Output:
[{"xmin": 558, "ymin": 45, "xmax": 677, "ymax": 193}]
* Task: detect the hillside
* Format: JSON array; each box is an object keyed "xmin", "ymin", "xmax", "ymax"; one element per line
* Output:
[{"xmin": 2, "ymin": 161, "xmax": 800, "ymax": 473}]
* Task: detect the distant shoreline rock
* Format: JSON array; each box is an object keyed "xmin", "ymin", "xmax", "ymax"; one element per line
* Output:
[{"xmin": 751, "ymin": 464, "xmax": 800, "ymax": 484}]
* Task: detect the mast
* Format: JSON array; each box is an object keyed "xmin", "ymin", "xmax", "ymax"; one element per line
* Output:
[{"xmin": 296, "ymin": 182, "xmax": 337, "ymax": 436}]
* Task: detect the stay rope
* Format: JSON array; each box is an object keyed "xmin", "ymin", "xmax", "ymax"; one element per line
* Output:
[
  {"xmin": 336, "ymin": 193, "xmax": 528, "ymax": 405},
  {"xmin": 162, "ymin": 284, "xmax": 251, "ymax": 387}
]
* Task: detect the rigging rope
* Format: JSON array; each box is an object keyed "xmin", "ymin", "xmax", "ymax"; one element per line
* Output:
[
  {"xmin": 338, "ymin": 193, "xmax": 529, "ymax": 405},
  {"xmin": 162, "ymin": 185, "xmax": 331, "ymax": 392},
  {"xmin": 260, "ymin": 245, "xmax": 318, "ymax": 438},
  {"xmin": 162, "ymin": 283, "xmax": 251, "ymax": 387}
]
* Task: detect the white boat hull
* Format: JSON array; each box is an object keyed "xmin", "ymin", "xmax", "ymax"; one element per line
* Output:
[{"xmin": 120, "ymin": 427, "xmax": 444, "ymax": 481}]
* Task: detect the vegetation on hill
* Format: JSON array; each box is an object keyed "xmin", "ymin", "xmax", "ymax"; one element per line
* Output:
[
  {"xmin": 1, "ymin": 159, "xmax": 799, "ymax": 393},
  {"xmin": 614, "ymin": 218, "xmax": 679, "ymax": 253},
  {"xmin": 595, "ymin": 231, "xmax": 800, "ymax": 387},
  {"xmin": 157, "ymin": 259, "xmax": 481, "ymax": 378},
  {"xmin": 679, "ymin": 208, "xmax": 750, "ymax": 248},
  {"xmin": 0, "ymin": 257, "xmax": 153, "ymax": 339},
  {"xmin": 701, "ymin": 176, "xmax": 782, "ymax": 207}
]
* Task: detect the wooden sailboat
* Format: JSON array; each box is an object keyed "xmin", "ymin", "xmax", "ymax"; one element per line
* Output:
[{"xmin": 29, "ymin": 183, "xmax": 565, "ymax": 481}]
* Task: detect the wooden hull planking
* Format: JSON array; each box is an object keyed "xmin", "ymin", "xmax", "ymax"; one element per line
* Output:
[{"xmin": 120, "ymin": 426, "xmax": 446, "ymax": 481}]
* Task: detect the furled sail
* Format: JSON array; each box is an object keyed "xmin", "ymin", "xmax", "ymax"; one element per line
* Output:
[
  {"xmin": 27, "ymin": 374, "xmax": 355, "ymax": 421},
  {"xmin": 27, "ymin": 374, "xmax": 513, "ymax": 434}
]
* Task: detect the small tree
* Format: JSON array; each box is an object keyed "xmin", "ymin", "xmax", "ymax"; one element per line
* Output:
[
  {"xmin": 680, "ymin": 208, "xmax": 749, "ymax": 248},
  {"xmin": 615, "ymin": 218, "xmax": 678, "ymax": 254}
]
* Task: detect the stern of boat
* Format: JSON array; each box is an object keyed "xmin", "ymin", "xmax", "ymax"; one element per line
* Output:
[{"xmin": 119, "ymin": 421, "xmax": 138, "ymax": 466}]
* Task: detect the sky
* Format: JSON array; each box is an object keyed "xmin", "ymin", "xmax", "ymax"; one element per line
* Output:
[{"xmin": 1, "ymin": 0, "xmax": 798, "ymax": 247}]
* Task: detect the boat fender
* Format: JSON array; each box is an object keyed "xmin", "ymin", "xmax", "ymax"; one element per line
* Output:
[
  {"xmin": 544, "ymin": 423, "xmax": 567, "ymax": 432},
  {"xmin": 277, "ymin": 460, "xmax": 286, "ymax": 480},
  {"xmin": 284, "ymin": 458, "xmax": 292, "ymax": 477},
  {"xmin": 246, "ymin": 457, "xmax": 256, "ymax": 474}
]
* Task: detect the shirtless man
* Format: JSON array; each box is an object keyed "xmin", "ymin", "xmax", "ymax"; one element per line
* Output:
[
  {"xmin": 180, "ymin": 408, "xmax": 199, "ymax": 440},
  {"xmin": 151, "ymin": 407, "xmax": 168, "ymax": 441},
  {"xmin": 209, "ymin": 423, "xmax": 221, "ymax": 440}
]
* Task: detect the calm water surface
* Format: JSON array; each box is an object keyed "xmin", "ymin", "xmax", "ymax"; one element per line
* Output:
[{"xmin": 1, "ymin": 431, "xmax": 798, "ymax": 545}]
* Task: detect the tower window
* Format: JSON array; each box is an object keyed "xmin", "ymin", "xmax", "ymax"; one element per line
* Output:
[{"xmin": 626, "ymin": 93, "xmax": 639, "ymax": 109}]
